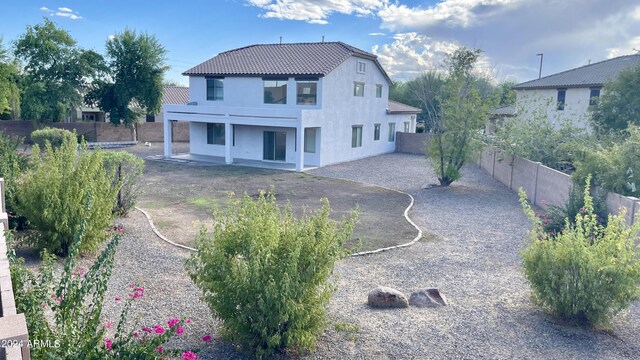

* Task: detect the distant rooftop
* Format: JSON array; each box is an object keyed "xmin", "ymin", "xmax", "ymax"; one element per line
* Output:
[
  {"xmin": 387, "ymin": 100, "xmax": 421, "ymax": 114},
  {"xmin": 183, "ymin": 41, "xmax": 390, "ymax": 82},
  {"xmin": 513, "ymin": 54, "xmax": 640, "ymax": 90},
  {"xmin": 489, "ymin": 104, "xmax": 516, "ymax": 117},
  {"xmin": 162, "ymin": 85, "xmax": 189, "ymax": 105}
]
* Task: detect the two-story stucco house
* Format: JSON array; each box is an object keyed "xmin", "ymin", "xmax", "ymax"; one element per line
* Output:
[
  {"xmin": 511, "ymin": 54, "xmax": 640, "ymax": 129},
  {"xmin": 162, "ymin": 42, "xmax": 420, "ymax": 170}
]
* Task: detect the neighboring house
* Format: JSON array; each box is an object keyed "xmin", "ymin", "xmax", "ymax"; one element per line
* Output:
[
  {"xmin": 512, "ymin": 54, "xmax": 640, "ymax": 129},
  {"xmin": 68, "ymin": 106, "xmax": 107, "ymax": 123},
  {"xmin": 163, "ymin": 42, "xmax": 420, "ymax": 170},
  {"xmin": 486, "ymin": 104, "xmax": 515, "ymax": 134},
  {"xmin": 141, "ymin": 85, "xmax": 189, "ymax": 123}
]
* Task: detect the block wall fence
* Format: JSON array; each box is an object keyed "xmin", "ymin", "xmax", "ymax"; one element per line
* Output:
[{"xmin": 0, "ymin": 121, "xmax": 189, "ymax": 143}]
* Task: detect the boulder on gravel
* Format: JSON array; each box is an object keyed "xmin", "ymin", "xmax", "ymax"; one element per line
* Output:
[
  {"xmin": 409, "ymin": 288, "xmax": 448, "ymax": 308},
  {"xmin": 367, "ymin": 286, "xmax": 409, "ymax": 308}
]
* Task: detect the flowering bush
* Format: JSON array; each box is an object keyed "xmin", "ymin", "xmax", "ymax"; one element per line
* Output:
[
  {"xmin": 9, "ymin": 215, "xmax": 196, "ymax": 358},
  {"xmin": 519, "ymin": 175, "xmax": 640, "ymax": 327},
  {"xmin": 186, "ymin": 191, "xmax": 357, "ymax": 359}
]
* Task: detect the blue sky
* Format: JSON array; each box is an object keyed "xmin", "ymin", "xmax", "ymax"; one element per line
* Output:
[{"xmin": 2, "ymin": 1, "xmax": 640, "ymax": 85}]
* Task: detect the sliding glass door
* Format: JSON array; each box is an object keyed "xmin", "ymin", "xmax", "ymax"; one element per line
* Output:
[{"xmin": 263, "ymin": 131, "xmax": 286, "ymax": 161}]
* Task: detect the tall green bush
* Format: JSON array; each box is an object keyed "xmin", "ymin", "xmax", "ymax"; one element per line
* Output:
[
  {"xmin": 102, "ymin": 151, "xmax": 144, "ymax": 216},
  {"xmin": 519, "ymin": 176, "xmax": 640, "ymax": 327},
  {"xmin": 186, "ymin": 192, "xmax": 358, "ymax": 359},
  {"xmin": 14, "ymin": 136, "xmax": 117, "ymax": 256},
  {"xmin": 30, "ymin": 127, "xmax": 76, "ymax": 149},
  {"xmin": 0, "ymin": 131, "xmax": 28, "ymax": 228}
]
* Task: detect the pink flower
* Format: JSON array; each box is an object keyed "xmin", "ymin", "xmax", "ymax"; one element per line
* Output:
[
  {"xmin": 167, "ymin": 317, "xmax": 180, "ymax": 328},
  {"xmin": 115, "ymin": 297, "xmax": 121, "ymax": 302},
  {"xmin": 104, "ymin": 338, "xmax": 113, "ymax": 350},
  {"xmin": 176, "ymin": 326, "xmax": 184, "ymax": 335},
  {"xmin": 128, "ymin": 287, "xmax": 144, "ymax": 299},
  {"xmin": 103, "ymin": 321, "xmax": 114, "ymax": 329},
  {"xmin": 142, "ymin": 327, "xmax": 152, "ymax": 333},
  {"xmin": 201, "ymin": 335, "xmax": 212, "ymax": 342},
  {"xmin": 182, "ymin": 351, "xmax": 197, "ymax": 360},
  {"xmin": 186, "ymin": 319, "xmax": 191, "ymax": 324},
  {"xmin": 133, "ymin": 331, "xmax": 139, "ymax": 338},
  {"xmin": 156, "ymin": 346, "xmax": 164, "ymax": 353},
  {"xmin": 56, "ymin": 297, "xmax": 62, "ymax": 303},
  {"xmin": 153, "ymin": 325, "xmax": 165, "ymax": 334}
]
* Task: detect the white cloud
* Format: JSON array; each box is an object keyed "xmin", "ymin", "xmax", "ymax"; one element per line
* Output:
[
  {"xmin": 247, "ymin": 0, "xmax": 387, "ymax": 23},
  {"xmin": 108, "ymin": 35, "xmax": 116, "ymax": 41},
  {"xmin": 368, "ymin": 32, "xmax": 386, "ymax": 36},
  {"xmin": 40, "ymin": 6, "xmax": 82, "ymax": 20},
  {"xmin": 371, "ymin": 32, "xmax": 458, "ymax": 79},
  {"xmin": 607, "ymin": 36, "xmax": 640, "ymax": 58},
  {"xmin": 54, "ymin": 12, "xmax": 82, "ymax": 20}
]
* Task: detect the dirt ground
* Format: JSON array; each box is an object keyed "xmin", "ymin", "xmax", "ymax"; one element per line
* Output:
[{"xmin": 126, "ymin": 144, "xmax": 417, "ymax": 252}]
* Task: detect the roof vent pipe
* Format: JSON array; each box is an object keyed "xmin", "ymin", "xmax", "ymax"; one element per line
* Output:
[
  {"xmin": 279, "ymin": 36, "xmax": 282, "ymax": 44},
  {"xmin": 322, "ymin": 35, "xmax": 325, "ymax": 42}
]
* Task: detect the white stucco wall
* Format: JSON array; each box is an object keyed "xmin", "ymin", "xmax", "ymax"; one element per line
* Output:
[
  {"xmin": 178, "ymin": 55, "xmax": 417, "ymax": 169},
  {"xmin": 515, "ymin": 87, "xmax": 597, "ymax": 129}
]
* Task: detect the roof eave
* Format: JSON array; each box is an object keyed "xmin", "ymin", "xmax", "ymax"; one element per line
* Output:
[{"xmin": 513, "ymin": 83, "xmax": 604, "ymax": 90}]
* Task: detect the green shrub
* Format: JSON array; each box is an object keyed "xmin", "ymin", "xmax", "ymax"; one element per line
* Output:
[
  {"xmin": 0, "ymin": 131, "xmax": 28, "ymax": 228},
  {"xmin": 9, "ymin": 219, "xmax": 193, "ymax": 359},
  {"xmin": 186, "ymin": 192, "xmax": 358, "ymax": 359},
  {"xmin": 102, "ymin": 151, "xmax": 144, "ymax": 216},
  {"xmin": 14, "ymin": 136, "xmax": 117, "ymax": 256},
  {"xmin": 30, "ymin": 127, "xmax": 76, "ymax": 149},
  {"xmin": 537, "ymin": 183, "xmax": 608, "ymax": 235},
  {"xmin": 572, "ymin": 126, "xmax": 640, "ymax": 197},
  {"xmin": 519, "ymin": 176, "xmax": 640, "ymax": 327}
]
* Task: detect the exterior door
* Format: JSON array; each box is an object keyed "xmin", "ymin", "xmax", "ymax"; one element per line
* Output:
[{"xmin": 263, "ymin": 131, "xmax": 286, "ymax": 161}]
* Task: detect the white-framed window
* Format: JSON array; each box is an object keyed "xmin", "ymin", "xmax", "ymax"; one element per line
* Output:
[
  {"xmin": 589, "ymin": 88, "xmax": 601, "ymax": 106},
  {"xmin": 263, "ymin": 79, "xmax": 287, "ymax": 104},
  {"xmin": 351, "ymin": 125, "xmax": 363, "ymax": 148},
  {"xmin": 304, "ymin": 128, "xmax": 316, "ymax": 153},
  {"xmin": 354, "ymin": 82, "xmax": 364, "ymax": 97},
  {"xmin": 206, "ymin": 78, "xmax": 224, "ymax": 101},
  {"xmin": 374, "ymin": 123, "xmax": 380, "ymax": 141},
  {"xmin": 376, "ymin": 84, "xmax": 383, "ymax": 98},
  {"xmin": 404, "ymin": 121, "xmax": 410, "ymax": 133},
  {"xmin": 296, "ymin": 80, "xmax": 318, "ymax": 105},
  {"xmin": 388, "ymin": 123, "xmax": 396, "ymax": 142},
  {"xmin": 207, "ymin": 123, "xmax": 225, "ymax": 145},
  {"xmin": 556, "ymin": 88, "xmax": 566, "ymax": 111},
  {"xmin": 356, "ymin": 61, "xmax": 366, "ymax": 74}
]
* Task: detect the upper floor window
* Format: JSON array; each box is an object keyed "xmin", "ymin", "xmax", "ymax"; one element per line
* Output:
[
  {"xmin": 207, "ymin": 123, "xmax": 225, "ymax": 145},
  {"xmin": 589, "ymin": 88, "xmax": 601, "ymax": 106},
  {"xmin": 264, "ymin": 79, "xmax": 288, "ymax": 104},
  {"xmin": 354, "ymin": 82, "xmax": 364, "ymax": 97},
  {"xmin": 206, "ymin": 78, "xmax": 224, "ymax": 101},
  {"xmin": 556, "ymin": 88, "xmax": 566, "ymax": 111},
  {"xmin": 296, "ymin": 79, "xmax": 317, "ymax": 105},
  {"xmin": 356, "ymin": 61, "xmax": 366, "ymax": 74},
  {"xmin": 352, "ymin": 125, "xmax": 363, "ymax": 148},
  {"xmin": 376, "ymin": 84, "xmax": 383, "ymax": 98}
]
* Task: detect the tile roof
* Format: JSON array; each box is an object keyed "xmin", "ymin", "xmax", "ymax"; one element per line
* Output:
[
  {"xmin": 387, "ymin": 100, "xmax": 421, "ymax": 114},
  {"xmin": 162, "ymin": 85, "xmax": 189, "ymax": 105},
  {"xmin": 513, "ymin": 54, "xmax": 640, "ymax": 90},
  {"xmin": 183, "ymin": 41, "xmax": 390, "ymax": 82}
]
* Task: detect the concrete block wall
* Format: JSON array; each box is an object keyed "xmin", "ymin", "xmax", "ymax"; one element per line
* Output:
[
  {"xmin": 395, "ymin": 132, "xmax": 431, "ymax": 154},
  {"xmin": 479, "ymin": 147, "xmax": 639, "ymax": 225}
]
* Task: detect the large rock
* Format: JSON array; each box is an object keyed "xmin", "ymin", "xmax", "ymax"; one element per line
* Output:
[
  {"xmin": 367, "ymin": 286, "xmax": 409, "ymax": 309},
  {"xmin": 409, "ymin": 288, "xmax": 448, "ymax": 308}
]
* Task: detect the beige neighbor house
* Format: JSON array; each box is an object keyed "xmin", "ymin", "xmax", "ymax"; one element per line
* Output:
[
  {"xmin": 511, "ymin": 54, "xmax": 640, "ymax": 129},
  {"xmin": 67, "ymin": 85, "xmax": 189, "ymax": 123}
]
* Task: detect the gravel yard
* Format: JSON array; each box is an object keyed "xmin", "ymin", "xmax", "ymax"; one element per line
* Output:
[{"xmin": 17, "ymin": 149, "xmax": 640, "ymax": 359}]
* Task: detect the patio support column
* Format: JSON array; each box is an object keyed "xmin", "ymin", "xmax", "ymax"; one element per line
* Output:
[
  {"xmin": 225, "ymin": 122, "xmax": 233, "ymax": 164},
  {"xmin": 295, "ymin": 126, "xmax": 304, "ymax": 171},
  {"xmin": 163, "ymin": 112, "xmax": 173, "ymax": 158}
]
